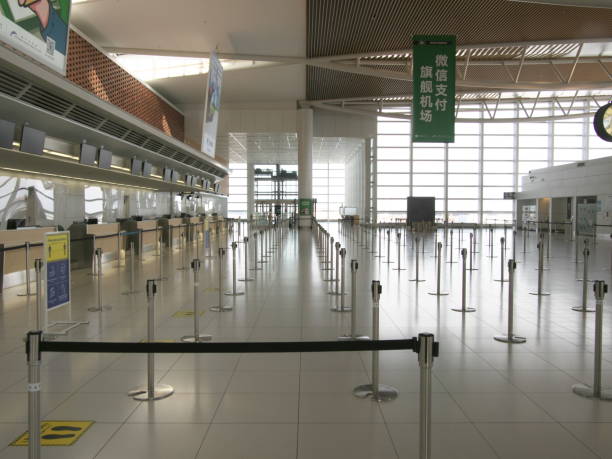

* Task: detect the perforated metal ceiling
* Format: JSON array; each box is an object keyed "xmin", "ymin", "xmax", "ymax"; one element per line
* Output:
[{"xmin": 306, "ymin": 0, "xmax": 612, "ymax": 100}]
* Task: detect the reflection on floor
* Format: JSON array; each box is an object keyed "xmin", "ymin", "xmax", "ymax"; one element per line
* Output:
[{"xmin": 0, "ymin": 223, "xmax": 611, "ymax": 458}]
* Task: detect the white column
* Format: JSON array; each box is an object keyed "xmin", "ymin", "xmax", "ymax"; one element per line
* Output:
[
  {"xmin": 298, "ymin": 108, "xmax": 313, "ymax": 227},
  {"xmin": 247, "ymin": 164, "xmax": 254, "ymax": 220}
]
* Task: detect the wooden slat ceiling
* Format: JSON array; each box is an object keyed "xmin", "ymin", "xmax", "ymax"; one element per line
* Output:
[{"xmin": 306, "ymin": 0, "xmax": 612, "ymax": 100}]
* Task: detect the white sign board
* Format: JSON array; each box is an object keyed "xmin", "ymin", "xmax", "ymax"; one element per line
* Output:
[
  {"xmin": 0, "ymin": 0, "xmax": 72, "ymax": 75},
  {"xmin": 201, "ymin": 51, "xmax": 223, "ymax": 158}
]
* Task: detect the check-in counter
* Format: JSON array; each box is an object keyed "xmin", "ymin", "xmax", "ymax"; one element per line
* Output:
[
  {"xmin": 0, "ymin": 227, "xmax": 56, "ymax": 290},
  {"xmin": 120, "ymin": 219, "xmax": 158, "ymax": 255},
  {"xmin": 68, "ymin": 222, "xmax": 120, "ymax": 269},
  {"xmin": 158, "ymin": 218, "xmax": 184, "ymax": 247},
  {"xmin": 184, "ymin": 216, "xmax": 202, "ymax": 241}
]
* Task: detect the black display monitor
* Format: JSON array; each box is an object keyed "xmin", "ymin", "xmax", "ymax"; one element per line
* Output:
[
  {"xmin": 20, "ymin": 125, "xmax": 45, "ymax": 155},
  {"xmin": 86, "ymin": 218, "xmax": 98, "ymax": 224},
  {"xmin": 79, "ymin": 142, "xmax": 97, "ymax": 166},
  {"xmin": 98, "ymin": 148, "xmax": 112, "ymax": 169},
  {"xmin": 0, "ymin": 119, "xmax": 15, "ymax": 149},
  {"xmin": 131, "ymin": 158, "xmax": 143, "ymax": 176},
  {"xmin": 214, "ymin": 183, "xmax": 221, "ymax": 193},
  {"xmin": 163, "ymin": 167, "xmax": 172, "ymax": 182},
  {"xmin": 7, "ymin": 218, "xmax": 26, "ymax": 230},
  {"xmin": 142, "ymin": 161, "xmax": 152, "ymax": 177}
]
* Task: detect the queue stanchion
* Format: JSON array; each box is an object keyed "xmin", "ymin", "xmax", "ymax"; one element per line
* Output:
[
  {"xmin": 572, "ymin": 243, "xmax": 595, "ymax": 312},
  {"xmin": 251, "ymin": 233, "xmax": 262, "ymax": 271},
  {"xmin": 494, "ymin": 260, "xmax": 526, "ymax": 344},
  {"xmin": 89, "ymin": 234, "xmax": 98, "ymax": 276},
  {"xmin": 129, "ymin": 280, "xmax": 174, "ymax": 401},
  {"xmin": 431, "ymin": 230, "xmax": 438, "ymax": 259},
  {"xmin": 154, "ymin": 226, "xmax": 161, "ymax": 257},
  {"xmin": 573, "ymin": 281, "xmax": 612, "ymax": 400},
  {"xmin": 325, "ymin": 237, "xmax": 335, "ymax": 282},
  {"xmin": 115, "ymin": 232, "xmax": 123, "ymax": 268},
  {"xmin": 26, "ymin": 330, "xmax": 42, "ymax": 459},
  {"xmin": 339, "ymin": 260, "xmax": 370, "ymax": 340},
  {"xmin": 383, "ymin": 230, "xmax": 393, "ymax": 264},
  {"xmin": 369, "ymin": 225, "xmax": 377, "ymax": 254},
  {"xmin": 17, "ymin": 241, "xmax": 33, "ymax": 296},
  {"xmin": 512, "ymin": 230, "xmax": 517, "ymax": 262},
  {"xmin": 259, "ymin": 230, "xmax": 267, "ymax": 264},
  {"xmin": 529, "ymin": 239, "xmax": 550, "ymax": 296},
  {"xmin": 332, "ymin": 248, "xmax": 350, "ymax": 311},
  {"xmin": 330, "ymin": 242, "xmax": 342, "ymax": 295},
  {"xmin": 418, "ymin": 333, "xmax": 435, "ymax": 459},
  {"xmin": 494, "ymin": 237, "xmax": 508, "ymax": 282},
  {"xmin": 122, "ymin": 241, "xmax": 141, "ymax": 295},
  {"xmin": 353, "ymin": 281, "xmax": 399, "ymax": 401},
  {"xmin": 522, "ymin": 226, "xmax": 528, "ymax": 253},
  {"xmin": 410, "ymin": 237, "xmax": 425, "ymax": 282},
  {"xmin": 452, "ymin": 249, "xmax": 476, "ymax": 313},
  {"xmin": 447, "ymin": 229, "xmax": 456, "ymax": 264},
  {"xmin": 88, "ymin": 249, "xmax": 111, "ymax": 312},
  {"xmin": 428, "ymin": 243, "xmax": 448, "ymax": 296},
  {"xmin": 177, "ymin": 230, "xmax": 187, "ymax": 271},
  {"xmin": 376, "ymin": 227, "xmax": 384, "ymax": 258},
  {"xmin": 210, "ymin": 248, "xmax": 232, "ymax": 311},
  {"xmin": 239, "ymin": 237, "xmax": 255, "ymax": 281},
  {"xmin": 393, "ymin": 232, "xmax": 405, "ymax": 271},
  {"xmin": 472, "ymin": 228, "xmax": 479, "ymax": 254},
  {"xmin": 182, "ymin": 259, "xmax": 212, "ymax": 342},
  {"xmin": 467, "ymin": 233, "xmax": 477, "ymax": 271},
  {"xmin": 225, "ymin": 242, "xmax": 244, "ymax": 296}
]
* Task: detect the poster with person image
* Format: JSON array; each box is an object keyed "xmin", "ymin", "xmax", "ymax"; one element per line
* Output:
[
  {"xmin": 201, "ymin": 50, "xmax": 223, "ymax": 158},
  {"xmin": 0, "ymin": 0, "xmax": 71, "ymax": 74}
]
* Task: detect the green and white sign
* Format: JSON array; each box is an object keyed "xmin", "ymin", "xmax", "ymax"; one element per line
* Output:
[{"xmin": 412, "ymin": 35, "xmax": 456, "ymax": 143}]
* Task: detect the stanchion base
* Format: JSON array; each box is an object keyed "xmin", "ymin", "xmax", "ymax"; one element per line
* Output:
[
  {"xmin": 224, "ymin": 291, "xmax": 245, "ymax": 296},
  {"xmin": 494, "ymin": 334, "xmax": 526, "ymax": 344},
  {"xmin": 428, "ymin": 291, "xmax": 449, "ymax": 296},
  {"xmin": 451, "ymin": 307, "xmax": 476, "ymax": 313},
  {"xmin": 409, "ymin": 278, "xmax": 426, "ymax": 282},
  {"xmin": 467, "ymin": 268, "xmax": 479, "ymax": 271},
  {"xmin": 529, "ymin": 292, "xmax": 551, "ymax": 296},
  {"xmin": 181, "ymin": 334, "xmax": 212, "ymax": 342},
  {"xmin": 494, "ymin": 279, "xmax": 509, "ymax": 282},
  {"xmin": 331, "ymin": 306, "xmax": 352, "ymax": 312},
  {"xmin": 338, "ymin": 334, "xmax": 370, "ymax": 341},
  {"xmin": 572, "ymin": 383, "xmax": 612, "ymax": 400},
  {"xmin": 128, "ymin": 384, "xmax": 174, "ymax": 401},
  {"xmin": 571, "ymin": 306, "xmax": 596, "ymax": 312},
  {"xmin": 87, "ymin": 305, "xmax": 112, "ymax": 312},
  {"xmin": 353, "ymin": 384, "xmax": 399, "ymax": 402},
  {"xmin": 329, "ymin": 291, "xmax": 345, "ymax": 296},
  {"xmin": 210, "ymin": 306, "xmax": 234, "ymax": 312},
  {"xmin": 393, "ymin": 267, "xmax": 406, "ymax": 271},
  {"xmin": 238, "ymin": 278, "xmax": 255, "ymax": 282}
]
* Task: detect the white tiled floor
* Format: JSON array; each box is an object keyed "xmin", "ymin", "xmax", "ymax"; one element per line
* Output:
[{"xmin": 0, "ymin": 224, "xmax": 611, "ymax": 458}]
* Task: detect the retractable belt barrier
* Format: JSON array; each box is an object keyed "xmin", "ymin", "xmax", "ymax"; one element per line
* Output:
[{"xmin": 25, "ymin": 331, "xmax": 439, "ymax": 459}]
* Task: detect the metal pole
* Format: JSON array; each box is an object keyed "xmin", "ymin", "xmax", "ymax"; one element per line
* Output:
[
  {"xmin": 530, "ymin": 240, "xmax": 550, "ymax": 296},
  {"xmin": 418, "ymin": 333, "xmax": 434, "ymax": 459},
  {"xmin": 339, "ymin": 260, "xmax": 369, "ymax": 339},
  {"xmin": 452, "ymin": 249, "xmax": 476, "ymax": 313},
  {"xmin": 34, "ymin": 259, "xmax": 43, "ymax": 330},
  {"xmin": 88, "ymin": 249, "xmax": 110, "ymax": 312},
  {"xmin": 225, "ymin": 242, "xmax": 244, "ymax": 296},
  {"xmin": 240, "ymin": 237, "xmax": 255, "ymax": 281},
  {"xmin": 130, "ymin": 241, "xmax": 135, "ymax": 292},
  {"xmin": 18, "ymin": 242, "xmax": 32, "ymax": 296},
  {"xmin": 428, "ymin": 243, "xmax": 448, "ymax": 296},
  {"xmin": 573, "ymin": 281, "xmax": 612, "ymax": 400},
  {"xmin": 411, "ymin": 237, "xmax": 425, "ymax": 282},
  {"xmin": 376, "ymin": 226, "xmax": 383, "ymax": 257},
  {"xmin": 353, "ymin": 281, "xmax": 398, "ymax": 401},
  {"xmin": 181, "ymin": 259, "xmax": 212, "ymax": 342},
  {"xmin": 394, "ymin": 232, "xmax": 405, "ymax": 271},
  {"xmin": 27, "ymin": 330, "xmax": 42, "ymax": 459},
  {"xmin": 384, "ymin": 230, "xmax": 392, "ymax": 263},
  {"xmin": 495, "ymin": 260, "xmax": 526, "ymax": 343},
  {"xmin": 495, "ymin": 237, "xmax": 507, "ymax": 282},
  {"xmin": 448, "ymin": 230, "xmax": 455, "ymax": 264},
  {"xmin": 339, "ymin": 248, "xmax": 347, "ymax": 310},
  {"xmin": 129, "ymin": 280, "xmax": 174, "ymax": 400},
  {"xmin": 210, "ymin": 248, "xmax": 232, "ymax": 311},
  {"xmin": 572, "ymin": 244, "xmax": 595, "ymax": 312},
  {"xmin": 251, "ymin": 233, "xmax": 261, "ymax": 270}
]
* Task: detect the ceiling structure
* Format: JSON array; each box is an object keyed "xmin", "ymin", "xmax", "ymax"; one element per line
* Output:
[{"xmin": 69, "ymin": 0, "xmax": 612, "ymax": 159}]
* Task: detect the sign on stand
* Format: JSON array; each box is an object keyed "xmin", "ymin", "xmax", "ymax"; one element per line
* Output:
[
  {"xmin": 43, "ymin": 231, "xmax": 87, "ymax": 335},
  {"xmin": 412, "ymin": 35, "xmax": 456, "ymax": 143}
]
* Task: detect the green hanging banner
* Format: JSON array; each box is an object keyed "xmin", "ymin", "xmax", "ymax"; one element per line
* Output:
[{"xmin": 411, "ymin": 35, "xmax": 456, "ymax": 143}]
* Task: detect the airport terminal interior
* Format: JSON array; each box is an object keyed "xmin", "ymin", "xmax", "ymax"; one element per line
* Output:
[{"xmin": 1, "ymin": 0, "xmax": 612, "ymax": 458}]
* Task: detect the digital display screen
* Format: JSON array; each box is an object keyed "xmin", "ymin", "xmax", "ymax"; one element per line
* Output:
[
  {"xmin": 79, "ymin": 142, "xmax": 97, "ymax": 166},
  {"xmin": 171, "ymin": 169, "xmax": 179, "ymax": 183},
  {"xmin": 142, "ymin": 161, "xmax": 152, "ymax": 177},
  {"xmin": 98, "ymin": 148, "xmax": 112, "ymax": 169},
  {"xmin": 131, "ymin": 158, "xmax": 143, "ymax": 176},
  {"xmin": 20, "ymin": 125, "xmax": 45, "ymax": 155},
  {"xmin": 163, "ymin": 167, "xmax": 172, "ymax": 182},
  {"xmin": 0, "ymin": 119, "xmax": 15, "ymax": 149}
]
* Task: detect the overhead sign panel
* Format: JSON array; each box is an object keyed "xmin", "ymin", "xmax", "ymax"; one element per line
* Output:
[
  {"xmin": 0, "ymin": 0, "xmax": 72, "ymax": 75},
  {"xmin": 412, "ymin": 35, "xmax": 456, "ymax": 143},
  {"xmin": 201, "ymin": 50, "xmax": 223, "ymax": 158}
]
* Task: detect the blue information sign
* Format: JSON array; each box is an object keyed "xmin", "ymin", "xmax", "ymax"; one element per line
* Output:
[{"xmin": 45, "ymin": 231, "xmax": 71, "ymax": 311}]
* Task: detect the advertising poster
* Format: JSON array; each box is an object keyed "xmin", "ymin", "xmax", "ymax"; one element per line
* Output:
[
  {"xmin": 44, "ymin": 230, "xmax": 70, "ymax": 310},
  {"xmin": 412, "ymin": 35, "xmax": 456, "ymax": 143},
  {"xmin": 201, "ymin": 51, "xmax": 223, "ymax": 158},
  {"xmin": 0, "ymin": 0, "xmax": 71, "ymax": 74}
]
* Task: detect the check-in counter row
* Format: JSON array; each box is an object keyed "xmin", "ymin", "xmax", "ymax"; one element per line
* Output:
[{"xmin": 0, "ymin": 215, "xmax": 224, "ymax": 290}]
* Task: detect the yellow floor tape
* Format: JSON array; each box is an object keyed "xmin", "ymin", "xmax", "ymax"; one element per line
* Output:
[
  {"xmin": 172, "ymin": 311, "xmax": 205, "ymax": 318},
  {"xmin": 12, "ymin": 421, "xmax": 94, "ymax": 446}
]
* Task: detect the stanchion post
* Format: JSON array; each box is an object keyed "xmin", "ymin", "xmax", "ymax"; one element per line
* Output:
[
  {"xmin": 410, "ymin": 237, "xmax": 425, "ymax": 282},
  {"xmin": 572, "ymin": 281, "xmax": 612, "ymax": 400},
  {"xmin": 495, "ymin": 260, "xmax": 526, "ymax": 343},
  {"xmin": 18, "ymin": 242, "xmax": 33, "ymax": 296},
  {"xmin": 339, "ymin": 260, "xmax": 369, "ymax": 340},
  {"xmin": 467, "ymin": 233, "xmax": 477, "ymax": 271},
  {"xmin": 394, "ymin": 232, "xmax": 405, "ymax": 271},
  {"xmin": 337, "ymin": 248, "xmax": 349, "ymax": 311},
  {"xmin": 428, "ymin": 243, "xmax": 448, "ymax": 296},
  {"xmin": 383, "ymin": 230, "xmax": 393, "ymax": 263},
  {"xmin": 210, "ymin": 248, "xmax": 232, "ymax": 311},
  {"xmin": 452, "ymin": 249, "xmax": 476, "ymax": 313},
  {"xmin": 530, "ymin": 240, "xmax": 550, "ymax": 296},
  {"xmin": 129, "ymin": 280, "xmax": 174, "ymax": 400},
  {"xmin": 225, "ymin": 242, "xmax": 244, "ymax": 296},
  {"xmin": 447, "ymin": 230, "xmax": 455, "ymax": 264},
  {"xmin": 418, "ymin": 332, "xmax": 434, "ymax": 459},
  {"xmin": 27, "ymin": 330, "xmax": 42, "ymax": 459},
  {"xmin": 181, "ymin": 259, "xmax": 212, "ymax": 342},
  {"xmin": 572, "ymin": 244, "xmax": 595, "ymax": 312},
  {"xmin": 34, "ymin": 259, "xmax": 43, "ymax": 329},
  {"xmin": 240, "ymin": 237, "xmax": 255, "ymax": 281},
  {"xmin": 353, "ymin": 281, "xmax": 398, "ymax": 401},
  {"xmin": 88, "ymin": 249, "xmax": 111, "ymax": 312},
  {"xmin": 494, "ymin": 237, "xmax": 507, "ymax": 282}
]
